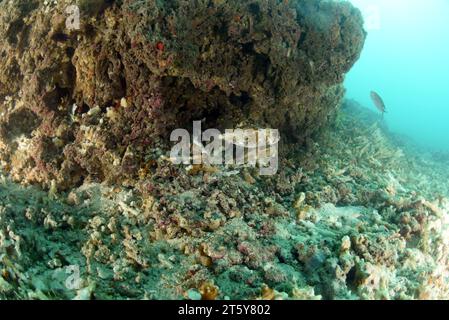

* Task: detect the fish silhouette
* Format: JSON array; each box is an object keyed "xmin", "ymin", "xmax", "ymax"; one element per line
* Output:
[{"xmin": 370, "ymin": 91, "xmax": 387, "ymax": 118}]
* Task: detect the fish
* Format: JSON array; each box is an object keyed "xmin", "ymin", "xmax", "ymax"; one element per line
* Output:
[{"xmin": 370, "ymin": 91, "xmax": 387, "ymax": 118}]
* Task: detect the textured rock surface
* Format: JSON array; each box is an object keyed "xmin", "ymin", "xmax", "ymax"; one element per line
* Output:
[{"xmin": 0, "ymin": 0, "xmax": 365, "ymax": 189}]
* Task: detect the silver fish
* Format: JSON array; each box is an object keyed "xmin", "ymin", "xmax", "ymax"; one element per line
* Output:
[{"xmin": 370, "ymin": 91, "xmax": 387, "ymax": 118}]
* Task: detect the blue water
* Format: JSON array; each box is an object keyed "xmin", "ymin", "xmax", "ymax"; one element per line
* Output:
[{"xmin": 345, "ymin": 0, "xmax": 449, "ymax": 151}]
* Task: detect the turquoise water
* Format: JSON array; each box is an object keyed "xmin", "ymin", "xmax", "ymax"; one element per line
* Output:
[{"xmin": 345, "ymin": 0, "xmax": 449, "ymax": 151}]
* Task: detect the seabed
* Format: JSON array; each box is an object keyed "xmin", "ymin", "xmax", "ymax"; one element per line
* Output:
[{"xmin": 1, "ymin": 100, "xmax": 448, "ymax": 300}]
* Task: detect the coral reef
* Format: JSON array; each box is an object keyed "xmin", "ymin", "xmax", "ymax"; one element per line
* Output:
[
  {"xmin": 0, "ymin": 0, "xmax": 365, "ymax": 189},
  {"xmin": 2, "ymin": 0, "xmax": 447, "ymax": 302},
  {"xmin": 1, "ymin": 101, "xmax": 449, "ymax": 300}
]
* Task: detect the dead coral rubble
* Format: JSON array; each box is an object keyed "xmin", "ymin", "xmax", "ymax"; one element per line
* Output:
[
  {"xmin": 0, "ymin": 0, "xmax": 365, "ymax": 189},
  {"xmin": 1, "ymin": 102, "xmax": 449, "ymax": 300}
]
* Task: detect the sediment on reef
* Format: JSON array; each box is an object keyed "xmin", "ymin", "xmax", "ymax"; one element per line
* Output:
[
  {"xmin": 1, "ymin": 101, "xmax": 449, "ymax": 300},
  {"xmin": 0, "ymin": 0, "xmax": 366, "ymax": 189}
]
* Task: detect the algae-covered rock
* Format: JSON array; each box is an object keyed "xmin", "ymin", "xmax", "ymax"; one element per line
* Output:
[{"xmin": 0, "ymin": 0, "xmax": 365, "ymax": 189}]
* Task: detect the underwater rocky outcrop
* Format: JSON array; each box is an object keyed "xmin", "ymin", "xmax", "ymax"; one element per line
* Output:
[{"xmin": 0, "ymin": 0, "xmax": 365, "ymax": 189}]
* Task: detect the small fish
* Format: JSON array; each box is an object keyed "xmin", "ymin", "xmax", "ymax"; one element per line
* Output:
[{"xmin": 370, "ymin": 91, "xmax": 387, "ymax": 118}]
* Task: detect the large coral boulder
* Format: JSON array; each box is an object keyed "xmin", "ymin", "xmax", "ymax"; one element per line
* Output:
[{"xmin": 0, "ymin": 0, "xmax": 365, "ymax": 188}]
